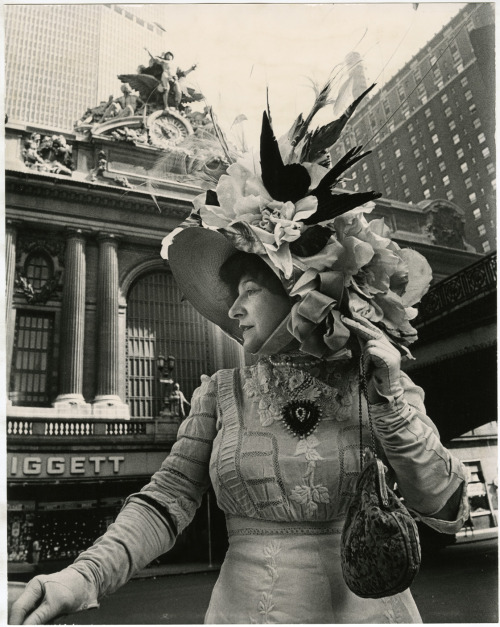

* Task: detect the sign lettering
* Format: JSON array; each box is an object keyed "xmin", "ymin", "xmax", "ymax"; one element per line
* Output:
[{"xmin": 9, "ymin": 455, "xmax": 125, "ymax": 477}]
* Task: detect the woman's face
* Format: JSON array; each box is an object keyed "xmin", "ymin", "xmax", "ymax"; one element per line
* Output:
[{"xmin": 228, "ymin": 274, "xmax": 291, "ymax": 353}]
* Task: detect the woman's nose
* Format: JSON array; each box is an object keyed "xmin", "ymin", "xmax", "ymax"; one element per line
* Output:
[{"xmin": 228, "ymin": 296, "xmax": 244, "ymax": 319}]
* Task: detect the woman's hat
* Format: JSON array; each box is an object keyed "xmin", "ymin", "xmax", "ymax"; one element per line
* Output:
[
  {"xmin": 167, "ymin": 227, "xmax": 242, "ymax": 342},
  {"xmin": 162, "ymin": 75, "xmax": 433, "ymax": 358}
]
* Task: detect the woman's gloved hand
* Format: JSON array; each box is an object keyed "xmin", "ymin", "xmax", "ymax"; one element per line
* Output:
[
  {"xmin": 9, "ymin": 567, "xmax": 98, "ymax": 625},
  {"xmin": 341, "ymin": 314, "xmax": 404, "ymax": 404}
]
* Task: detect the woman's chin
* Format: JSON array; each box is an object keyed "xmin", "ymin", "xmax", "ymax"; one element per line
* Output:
[{"xmin": 242, "ymin": 337, "xmax": 262, "ymax": 354}]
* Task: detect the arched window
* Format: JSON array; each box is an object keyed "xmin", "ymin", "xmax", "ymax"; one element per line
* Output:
[
  {"xmin": 24, "ymin": 251, "xmax": 53, "ymax": 292},
  {"xmin": 126, "ymin": 271, "xmax": 215, "ymax": 418}
]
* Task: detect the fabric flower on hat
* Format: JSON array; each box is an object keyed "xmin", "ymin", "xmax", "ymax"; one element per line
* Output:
[{"xmin": 330, "ymin": 208, "xmax": 432, "ymax": 346}]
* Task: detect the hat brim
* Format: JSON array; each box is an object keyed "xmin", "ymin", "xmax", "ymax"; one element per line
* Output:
[{"xmin": 168, "ymin": 228, "xmax": 243, "ymax": 343}]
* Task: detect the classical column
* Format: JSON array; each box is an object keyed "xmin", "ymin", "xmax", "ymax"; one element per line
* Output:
[
  {"xmin": 93, "ymin": 233, "xmax": 129, "ymax": 418},
  {"xmin": 5, "ymin": 220, "xmax": 19, "ymax": 396},
  {"xmin": 54, "ymin": 228, "xmax": 89, "ymax": 410},
  {"xmin": 5, "ymin": 220, "xmax": 18, "ymax": 318}
]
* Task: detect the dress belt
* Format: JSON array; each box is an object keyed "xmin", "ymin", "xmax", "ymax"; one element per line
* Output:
[{"xmin": 226, "ymin": 515, "xmax": 344, "ymax": 537}]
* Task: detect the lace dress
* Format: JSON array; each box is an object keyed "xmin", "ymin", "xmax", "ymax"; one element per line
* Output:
[{"xmin": 130, "ymin": 358, "xmax": 466, "ymax": 624}]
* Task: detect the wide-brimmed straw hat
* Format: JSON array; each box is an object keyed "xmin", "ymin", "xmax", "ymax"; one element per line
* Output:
[{"xmin": 168, "ymin": 227, "xmax": 242, "ymax": 342}]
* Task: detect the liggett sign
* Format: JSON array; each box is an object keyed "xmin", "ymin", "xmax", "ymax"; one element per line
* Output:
[{"xmin": 8, "ymin": 454, "xmax": 125, "ymax": 477}]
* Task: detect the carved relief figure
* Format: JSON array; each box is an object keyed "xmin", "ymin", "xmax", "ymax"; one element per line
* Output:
[
  {"xmin": 102, "ymin": 84, "xmax": 143, "ymax": 121},
  {"xmin": 22, "ymin": 133, "xmax": 73, "ymax": 176},
  {"xmin": 143, "ymin": 49, "xmax": 197, "ymax": 111},
  {"xmin": 22, "ymin": 133, "xmax": 45, "ymax": 167},
  {"xmin": 75, "ymin": 96, "xmax": 115, "ymax": 127},
  {"xmin": 425, "ymin": 204, "xmax": 469, "ymax": 250}
]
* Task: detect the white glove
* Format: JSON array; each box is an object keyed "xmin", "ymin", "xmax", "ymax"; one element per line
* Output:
[
  {"xmin": 9, "ymin": 567, "xmax": 98, "ymax": 625},
  {"xmin": 341, "ymin": 314, "xmax": 404, "ymax": 404}
]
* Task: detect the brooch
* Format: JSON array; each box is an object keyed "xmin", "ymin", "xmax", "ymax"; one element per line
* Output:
[{"xmin": 281, "ymin": 399, "xmax": 322, "ymax": 438}]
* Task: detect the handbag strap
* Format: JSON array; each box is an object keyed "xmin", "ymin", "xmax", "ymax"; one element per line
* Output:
[{"xmin": 358, "ymin": 354, "xmax": 377, "ymax": 469}]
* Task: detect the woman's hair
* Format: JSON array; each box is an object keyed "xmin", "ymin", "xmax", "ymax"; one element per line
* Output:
[{"xmin": 219, "ymin": 251, "xmax": 289, "ymax": 301}]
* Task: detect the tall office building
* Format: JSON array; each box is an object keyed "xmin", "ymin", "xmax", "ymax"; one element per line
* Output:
[
  {"xmin": 5, "ymin": 4, "xmax": 167, "ymax": 130},
  {"xmin": 333, "ymin": 3, "xmax": 495, "ymax": 254}
]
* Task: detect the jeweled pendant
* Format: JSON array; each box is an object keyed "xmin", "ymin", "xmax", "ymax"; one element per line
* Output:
[{"xmin": 281, "ymin": 399, "xmax": 322, "ymax": 438}]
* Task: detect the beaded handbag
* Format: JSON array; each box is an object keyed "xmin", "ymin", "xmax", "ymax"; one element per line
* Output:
[{"xmin": 340, "ymin": 357, "xmax": 421, "ymax": 599}]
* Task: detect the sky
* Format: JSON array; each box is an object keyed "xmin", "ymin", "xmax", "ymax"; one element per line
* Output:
[{"xmin": 134, "ymin": 2, "xmax": 469, "ymax": 147}]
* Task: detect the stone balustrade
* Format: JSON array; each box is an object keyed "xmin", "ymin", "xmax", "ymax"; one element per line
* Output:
[{"xmin": 7, "ymin": 416, "xmax": 178, "ymax": 441}]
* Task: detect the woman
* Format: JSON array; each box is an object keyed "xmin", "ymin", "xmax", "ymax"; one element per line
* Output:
[{"xmin": 10, "ymin": 92, "xmax": 468, "ymax": 625}]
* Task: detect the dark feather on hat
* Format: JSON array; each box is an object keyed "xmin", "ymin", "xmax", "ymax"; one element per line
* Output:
[
  {"xmin": 304, "ymin": 190, "xmax": 382, "ymax": 225},
  {"xmin": 289, "ymin": 77, "xmax": 334, "ymax": 148},
  {"xmin": 206, "ymin": 189, "xmax": 220, "ymax": 206},
  {"xmin": 260, "ymin": 111, "xmax": 311, "ymax": 203},
  {"xmin": 311, "ymin": 146, "xmax": 371, "ymax": 197},
  {"xmin": 299, "ymin": 83, "xmax": 376, "ymax": 163},
  {"xmin": 289, "ymin": 225, "xmax": 333, "ymax": 257},
  {"xmin": 304, "ymin": 146, "xmax": 376, "ymax": 223}
]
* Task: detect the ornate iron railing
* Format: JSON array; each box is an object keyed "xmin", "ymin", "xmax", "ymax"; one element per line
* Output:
[{"xmin": 417, "ymin": 252, "xmax": 496, "ymax": 324}]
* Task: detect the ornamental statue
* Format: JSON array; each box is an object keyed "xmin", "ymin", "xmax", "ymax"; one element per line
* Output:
[
  {"xmin": 22, "ymin": 132, "xmax": 74, "ymax": 176},
  {"xmin": 74, "ymin": 48, "xmax": 234, "ymax": 188},
  {"xmin": 74, "ymin": 47, "xmax": 204, "ymax": 144}
]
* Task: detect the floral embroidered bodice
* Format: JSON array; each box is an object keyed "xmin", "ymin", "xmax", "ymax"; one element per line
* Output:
[
  {"xmin": 139, "ymin": 359, "xmax": 429, "ymax": 534},
  {"xmin": 209, "ymin": 359, "xmax": 365, "ymax": 523}
]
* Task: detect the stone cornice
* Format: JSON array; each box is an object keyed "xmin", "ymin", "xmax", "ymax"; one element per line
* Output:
[{"xmin": 6, "ymin": 168, "xmax": 195, "ymax": 218}]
